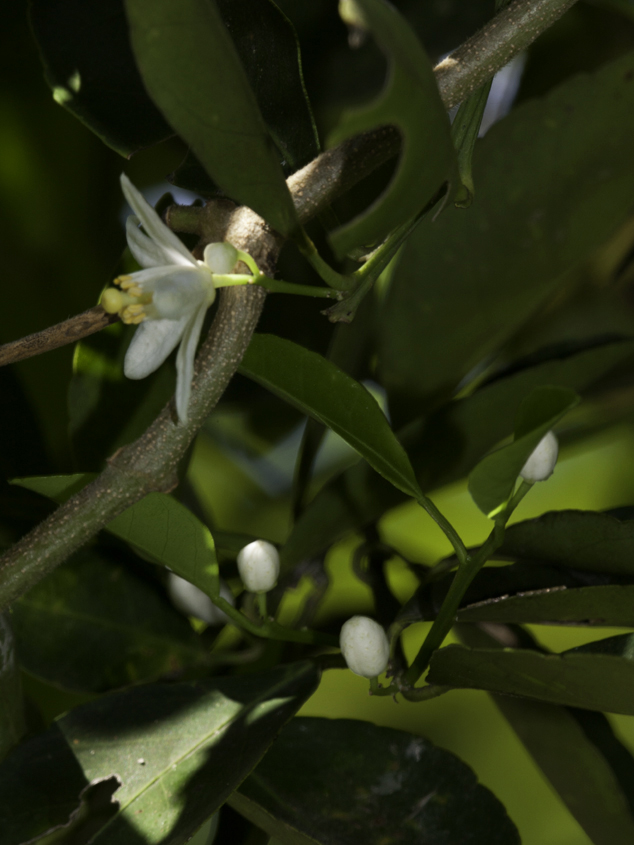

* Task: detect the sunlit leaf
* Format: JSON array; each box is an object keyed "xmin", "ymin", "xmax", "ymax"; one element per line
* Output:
[{"xmin": 0, "ymin": 662, "xmax": 319, "ymax": 844}]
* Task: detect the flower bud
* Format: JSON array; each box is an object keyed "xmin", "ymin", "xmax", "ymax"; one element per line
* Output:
[
  {"xmin": 236, "ymin": 540, "xmax": 280, "ymax": 593},
  {"xmin": 520, "ymin": 431, "xmax": 559, "ymax": 483},
  {"xmin": 167, "ymin": 573, "xmax": 233, "ymax": 626},
  {"xmin": 340, "ymin": 615, "xmax": 390, "ymax": 678}
]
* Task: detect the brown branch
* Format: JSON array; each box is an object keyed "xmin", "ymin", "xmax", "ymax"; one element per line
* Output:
[{"xmin": 0, "ymin": 307, "xmax": 117, "ymax": 367}]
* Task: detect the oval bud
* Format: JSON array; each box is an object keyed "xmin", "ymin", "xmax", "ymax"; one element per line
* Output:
[
  {"xmin": 340, "ymin": 615, "xmax": 390, "ymax": 678},
  {"xmin": 167, "ymin": 573, "xmax": 234, "ymax": 626},
  {"xmin": 237, "ymin": 540, "xmax": 280, "ymax": 593},
  {"xmin": 520, "ymin": 431, "xmax": 559, "ymax": 483},
  {"xmin": 203, "ymin": 242, "xmax": 239, "ymax": 275}
]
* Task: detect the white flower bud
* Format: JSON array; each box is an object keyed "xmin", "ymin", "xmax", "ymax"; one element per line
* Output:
[
  {"xmin": 520, "ymin": 431, "xmax": 559, "ymax": 483},
  {"xmin": 167, "ymin": 573, "xmax": 234, "ymax": 626},
  {"xmin": 340, "ymin": 616, "xmax": 390, "ymax": 678},
  {"xmin": 236, "ymin": 540, "xmax": 280, "ymax": 593}
]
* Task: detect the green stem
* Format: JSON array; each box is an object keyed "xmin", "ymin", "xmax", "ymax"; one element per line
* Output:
[
  {"xmin": 404, "ymin": 481, "xmax": 532, "ymax": 686},
  {"xmin": 212, "ymin": 595, "xmax": 338, "ymax": 647},
  {"xmin": 417, "ymin": 496, "xmax": 469, "ymax": 567},
  {"xmin": 294, "ymin": 229, "xmax": 354, "ymax": 292},
  {"xmin": 256, "ymin": 591, "xmax": 268, "ymax": 622}
]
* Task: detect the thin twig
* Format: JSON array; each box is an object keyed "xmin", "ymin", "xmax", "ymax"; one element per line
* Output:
[{"xmin": 0, "ymin": 307, "xmax": 116, "ymax": 367}]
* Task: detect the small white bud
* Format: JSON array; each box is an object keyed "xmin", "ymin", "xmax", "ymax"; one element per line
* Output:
[
  {"xmin": 167, "ymin": 573, "xmax": 234, "ymax": 626},
  {"xmin": 520, "ymin": 431, "xmax": 559, "ymax": 483},
  {"xmin": 340, "ymin": 616, "xmax": 390, "ymax": 678},
  {"xmin": 236, "ymin": 540, "xmax": 280, "ymax": 593}
]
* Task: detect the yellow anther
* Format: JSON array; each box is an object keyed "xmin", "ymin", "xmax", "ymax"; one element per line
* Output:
[
  {"xmin": 115, "ymin": 274, "xmax": 132, "ymax": 288},
  {"xmin": 121, "ymin": 304, "xmax": 147, "ymax": 325},
  {"xmin": 101, "ymin": 288, "xmax": 124, "ymax": 314}
]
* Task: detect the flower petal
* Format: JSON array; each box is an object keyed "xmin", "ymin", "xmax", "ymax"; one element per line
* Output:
[
  {"xmin": 125, "ymin": 216, "xmax": 190, "ymax": 269},
  {"xmin": 122, "ymin": 263, "xmax": 191, "ymax": 289},
  {"xmin": 124, "ymin": 318, "xmax": 188, "ymax": 380},
  {"xmin": 152, "ymin": 269, "xmax": 210, "ymax": 319},
  {"xmin": 175, "ymin": 301, "xmax": 209, "ymax": 422},
  {"xmin": 120, "ymin": 174, "xmax": 196, "ymax": 268}
]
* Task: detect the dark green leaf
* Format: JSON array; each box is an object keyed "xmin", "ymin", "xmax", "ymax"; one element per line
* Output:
[
  {"xmin": 0, "ymin": 615, "xmax": 25, "ymax": 763},
  {"xmin": 379, "ymin": 50, "xmax": 634, "ymax": 404},
  {"xmin": 499, "ymin": 509, "xmax": 634, "ymax": 577},
  {"xmin": 240, "ymin": 334, "xmax": 421, "ymax": 498},
  {"xmin": 13, "ymin": 550, "xmax": 209, "ymax": 692},
  {"xmin": 327, "ymin": 0, "xmax": 455, "ymax": 258},
  {"xmin": 457, "ymin": 624, "xmax": 634, "ymax": 845},
  {"xmin": 29, "ymin": 0, "xmax": 173, "ymax": 156},
  {"xmin": 468, "ymin": 386, "xmax": 579, "ymax": 516},
  {"xmin": 458, "ymin": 584, "xmax": 634, "ymax": 627},
  {"xmin": 229, "ymin": 717, "xmax": 519, "ymax": 845},
  {"xmin": 125, "ymin": 0, "xmax": 298, "ymax": 236},
  {"xmin": 0, "ymin": 663, "xmax": 319, "ymax": 844},
  {"xmin": 427, "ymin": 634, "xmax": 634, "ymax": 714}
]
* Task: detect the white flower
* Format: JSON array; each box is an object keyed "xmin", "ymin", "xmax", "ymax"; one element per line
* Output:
[
  {"xmin": 520, "ymin": 430, "xmax": 559, "ymax": 483},
  {"xmin": 101, "ymin": 174, "xmax": 239, "ymax": 423},
  {"xmin": 340, "ymin": 615, "xmax": 390, "ymax": 678},
  {"xmin": 236, "ymin": 540, "xmax": 280, "ymax": 593}
]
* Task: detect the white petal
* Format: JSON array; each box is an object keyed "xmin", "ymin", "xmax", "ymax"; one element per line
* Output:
[
  {"xmin": 126, "ymin": 216, "xmax": 192, "ymax": 269},
  {"xmin": 152, "ymin": 269, "xmax": 210, "ymax": 319},
  {"xmin": 124, "ymin": 318, "xmax": 188, "ymax": 380},
  {"xmin": 123, "ymin": 264, "xmax": 191, "ymax": 289},
  {"xmin": 120, "ymin": 174, "xmax": 196, "ymax": 267},
  {"xmin": 175, "ymin": 302, "xmax": 209, "ymax": 422}
]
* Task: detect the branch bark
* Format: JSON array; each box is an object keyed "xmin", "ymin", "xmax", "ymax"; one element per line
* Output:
[{"xmin": 0, "ymin": 0, "xmax": 579, "ymax": 611}]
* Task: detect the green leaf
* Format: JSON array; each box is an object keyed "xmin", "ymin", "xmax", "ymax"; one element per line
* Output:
[
  {"xmin": 281, "ymin": 339, "xmax": 632, "ymax": 568},
  {"xmin": 29, "ymin": 0, "xmax": 173, "ymax": 156},
  {"xmin": 0, "ymin": 615, "xmax": 25, "ymax": 763},
  {"xmin": 458, "ymin": 584, "xmax": 634, "ymax": 627},
  {"xmin": 229, "ymin": 717, "xmax": 520, "ymax": 845},
  {"xmin": 13, "ymin": 550, "xmax": 210, "ymax": 692},
  {"xmin": 0, "ymin": 662, "xmax": 319, "ymax": 844},
  {"xmin": 379, "ymin": 50, "xmax": 634, "ymax": 405},
  {"xmin": 427, "ymin": 634, "xmax": 634, "ymax": 714},
  {"xmin": 458, "ymin": 624, "xmax": 634, "ymax": 845},
  {"xmin": 498, "ymin": 509, "xmax": 634, "ymax": 577},
  {"xmin": 468, "ymin": 386, "xmax": 579, "ymax": 516},
  {"xmin": 125, "ymin": 0, "xmax": 299, "ymax": 236},
  {"xmin": 240, "ymin": 334, "xmax": 421, "ymax": 499},
  {"xmin": 327, "ymin": 0, "xmax": 455, "ymax": 258},
  {"xmin": 12, "ymin": 474, "xmax": 96, "ymax": 502}
]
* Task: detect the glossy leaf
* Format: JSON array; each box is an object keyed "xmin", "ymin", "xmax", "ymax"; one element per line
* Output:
[
  {"xmin": 230, "ymin": 717, "xmax": 519, "ymax": 845},
  {"xmin": 29, "ymin": 0, "xmax": 173, "ymax": 156},
  {"xmin": 0, "ymin": 615, "xmax": 25, "ymax": 763},
  {"xmin": 428, "ymin": 634, "xmax": 634, "ymax": 714},
  {"xmin": 468, "ymin": 386, "xmax": 579, "ymax": 516},
  {"xmin": 240, "ymin": 334, "xmax": 421, "ymax": 498},
  {"xmin": 172, "ymin": 0, "xmax": 319, "ymax": 194},
  {"xmin": 458, "ymin": 584, "xmax": 634, "ymax": 627},
  {"xmin": 379, "ymin": 50, "xmax": 634, "ymax": 404},
  {"xmin": 13, "ymin": 551, "xmax": 209, "ymax": 692},
  {"xmin": 125, "ymin": 0, "xmax": 298, "ymax": 236},
  {"xmin": 458, "ymin": 624, "xmax": 634, "ymax": 845},
  {"xmin": 281, "ymin": 340, "xmax": 632, "ymax": 568},
  {"xmin": 0, "ymin": 662, "xmax": 319, "ymax": 844},
  {"xmin": 327, "ymin": 0, "xmax": 455, "ymax": 258},
  {"xmin": 498, "ymin": 509, "xmax": 634, "ymax": 577}
]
